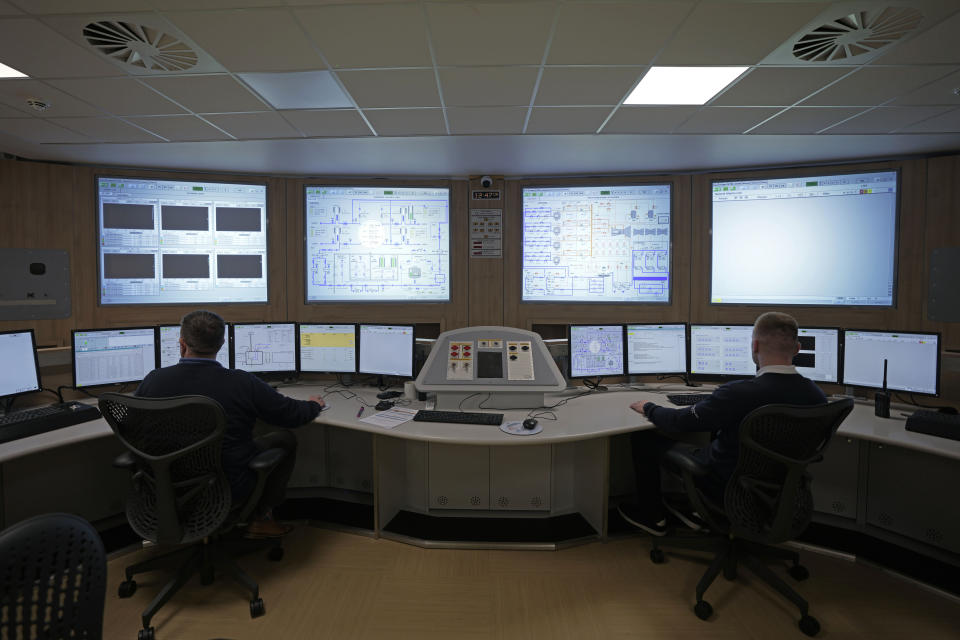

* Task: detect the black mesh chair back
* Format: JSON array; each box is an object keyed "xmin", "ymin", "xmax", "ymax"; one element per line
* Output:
[
  {"xmin": 0, "ymin": 512, "xmax": 106, "ymax": 639},
  {"xmin": 724, "ymin": 398, "xmax": 855, "ymax": 543},
  {"xmin": 99, "ymin": 393, "xmax": 232, "ymax": 546}
]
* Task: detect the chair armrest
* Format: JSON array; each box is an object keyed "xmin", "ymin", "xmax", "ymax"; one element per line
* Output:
[
  {"xmin": 113, "ymin": 451, "xmax": 137, "ymax": 470},
  {"xmin": 663, "ymin": 448, "xmax": 710, "ymax": 478},
  {"xmin": 249, "ymin": 447, "xmax": 285, "ymax": 474}
]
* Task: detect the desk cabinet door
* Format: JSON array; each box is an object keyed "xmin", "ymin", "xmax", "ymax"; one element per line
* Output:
[
  {"xmin": 428, "ymin": 444, "xmax": 489, "ymax": 510},
  {"xmin": 490, "ymin": 445, "xmax": 551, "ymax": 511},
  {"xmin": 811, "ymin": 436, "xmax": 859, "ymax": 520}
]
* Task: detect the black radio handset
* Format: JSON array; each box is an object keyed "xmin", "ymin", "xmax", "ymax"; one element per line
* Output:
[{"xmin": 874, "ymin": 358, "xmax": 890, "ymax": 418}]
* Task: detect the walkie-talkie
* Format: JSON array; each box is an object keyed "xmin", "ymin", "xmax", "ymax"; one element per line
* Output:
[{"xmin": 874, "ymin": 358, "xmax": 890, "ymax": 418}]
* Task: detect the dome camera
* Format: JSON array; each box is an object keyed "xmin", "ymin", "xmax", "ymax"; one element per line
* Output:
[{"xmin": 480, "ymin": 176, "xmax": 493, "ymax": 188}]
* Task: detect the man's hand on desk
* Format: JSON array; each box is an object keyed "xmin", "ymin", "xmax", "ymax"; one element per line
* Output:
[
  {"xmin": 309, "ymin": 396, "xmax": 326, "ymax": 408},
  {"xmin": 630, "ymin": 401, "xmax": 656, "ymax": 418}
]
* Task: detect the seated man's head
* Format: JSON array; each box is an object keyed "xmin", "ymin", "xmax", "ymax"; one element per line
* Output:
[
  {"xmin": 752, "ymin": 312, "xmax": 800, "ymax": 367},
  {"xmin": 179, "ymin": 310, "xmax": 225, "ymax": 359}
]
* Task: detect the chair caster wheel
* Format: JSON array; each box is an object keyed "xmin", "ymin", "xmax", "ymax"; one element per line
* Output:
[
  {"xmin": 118, "ymin": 579, "xmax": 137, "ymax": 598},
  {"xmin": 250, "ymin": 597, "xmax": 265, "ymax": 618},
  {"xmin": 789, "ymin": 564, "xmax": 810, "ymax": 581},
  {"xmin": 138, "ymin": 627, "xmax": 155, "ymax": 640},
  {"xmin": 650, "ymin": 548, "xmax": 665, "ymax": 564},
  {"xmin": 799, "ymin": 614, "xmax": 820, "ymax": 636},
  {"xmin": 694, "ymin": 600, "xmax": 713, "ymax": 620},
  {"xmin": 268, "ymin": 546, "xmax": 284, "ymax": 561}
]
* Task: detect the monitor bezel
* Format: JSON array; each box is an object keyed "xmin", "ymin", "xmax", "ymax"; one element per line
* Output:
[
  {"xmin": 0, "ymin": 329, "xmax": 42, "ymax": 401},
  {"xmin": 357, "ymin": 323, "xmax": 416, "ymax": 378},
  {"xmin": 840, "ymin": 328, "xmax": 941, "ymax": 396},
  {"xmin": 567, "ymin": 324, "xmax": 627, "ymax": 380},
  {"xmin": 625, "ymin": 322, "xmax": 689, "ymax": 376},
  {"xmin": 708, "ymin": 168, "xmax": 901, "ymax": 308},
  {"xmin": 229, "ymin": 321, "xmax": 299, "ymax": 376},
  {"xmin": 297, "ymin": 323, "xmax": 359, "ymax": 374},
  {"xmin": 794, "ymin": 325, "xmax": 842, "ymax": 384},
  {"xmin": 687, "ymin": 323, "xmax": 756, "ymax": 382},
  {"xmin": 71, "ymin": 326, "xmax": 158, "ymax": 389}
]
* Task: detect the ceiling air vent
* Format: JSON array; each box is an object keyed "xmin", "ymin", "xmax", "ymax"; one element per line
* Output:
[
  {"xmin": 792, "ymin": 7, "xmax": 923, "ymax": 62},
  {"xmin": 83, "ymin": 21, "xmax": 198, "ymax": 72}
]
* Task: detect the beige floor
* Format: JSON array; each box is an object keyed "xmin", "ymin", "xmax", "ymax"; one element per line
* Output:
[{"xmin": 103, "ymin": 526, "xmax": 960, "ymax": 640}]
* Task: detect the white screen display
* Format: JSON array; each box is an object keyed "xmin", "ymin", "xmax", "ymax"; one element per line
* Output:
[
  {"xmin": 300, "ymin": 324, "xmax": 356, "ymax": 373},
  {"xmin": 626, "ymin": 324, "xmax": 686, "ymax": 375},
  {"xmin": 98, "ymin": 177, "xmax": 268, "ymax": 305},
  {"xmin": 711, "ymin": 171, "xmax": 897, "ymax": 306},
  {"xmin": 0, "ymin": 331, "xmax": 40, "ymax": 398},
  {"xmin": 158, "ymin": 325, "xmax": 229, "ymax": 369},
  {"xmin": 794, "ymin": 327, "xmax": 839, "ymax": 383},
  {"xmin": 842, "ymin": 330, "xmax": 939, "ymax": 395},
  {"xmin": 73, "ymin": 328, "xmax": 157, "ymax": 387},
  {"xmin": 690, "ymin": 325, "xmax": 755, "ymax": 377},
  {"xmin": 305, "ymin": 186, "xmax": 450, "ymax": 302},
  {"xmin": 569, "ymin": 325, "xmax": 624, "ymax": 378},
  {"xmin": 358, "ymin": 325, "xmax": 414, "ymax": 377},
  {"xmin": 522, "ymin": 185, "xmax": 671, "ymax": 302},
  {"xmin": 231, "ymin": 324, "xmax": 296, "ymax": 374}
]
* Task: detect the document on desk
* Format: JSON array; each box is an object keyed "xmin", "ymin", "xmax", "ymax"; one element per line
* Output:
[{"xmin": 360, "ymin": 407, "xmax": 418, "ymax": 429}]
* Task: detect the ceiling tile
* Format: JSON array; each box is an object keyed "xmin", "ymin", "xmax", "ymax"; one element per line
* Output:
[
  {"xmin": 823, "ymin": 106, "xmax": 955, "ymax": 133},
  {"xmin": 426, "ymin": 2, "xmax": 555, "ymax": 66},
  {"xmin": 801, "ymin": 66, "xmax": 956, "ymax": 106},
  {"xmin": 279, "ymin": 109, "xmax": 372, "ymax": 137},
  {"xmin": 152, "ymin": 0, "xmax": 287, "ymax": 8},
  {"xmin": 601, "ymin": 106, "xmax": 699, "ymax": 134},
  {"xmin": 712, "ymin": 67, "xmax": 852, "ymax": 106},
  {"xmin": 547, "ymin": 2, "xmax": 692, "ymax": 65},
  {"xmin": 535, "ymin": 68, "xmax": 641, "ymax": 106},
  {"xmin": 338, "ymin": 70, "xmax": 439, "ymax": 108},
  {"xmin": 749, "ymin": 107, "xmax": 865, "ymax": 134},
  {"xmin": 0, "ymin": 79, "xmax": 104, "ymax": 117},
  {"xmin": 142, "ymin": 75, "xmax": 267, "ymax": 113},
  {"xmin": 876, "ymin": 11, "xmax": 960, "ymax": 64},
  {"xmin": 900, "ymin": 107, "xmax": 960, "ymax": 132},
  {"xmin": 446, "ymin": 107, "xmax": 527, "ymax": 135},
  {"xmin": 0, "ymin": 117, "xmax": 88, "ymax": 143},
  {"xmin": 525, "ymin": 107, "xmax": 610, "ymax": 134},
  {"xmin": 295, "ymin": 4, "xmax": 432, "ymax": 69},
  {"xmin": 166, "ymin": 9, "xmax": 326, "ymax": 72},
  {"xmin": 48, "ymin": 78, "xmax": 185, "ymax": 116},
  {"xmin": 47, "ymin": 116, "xmax": 162, "ymax": 142},
  {"xmin": 892, "ymin": 68, "xmax": 960, "ymax": 106},
  {"xmin": 0, "ymin": 102, "xmax": 26, "ymax": 117},
  {"xmin": 658, "ymin": 2, "xmax": 828, "ymax": 65},
  {"xmin": 675, "ymin": 107, "xmax": 780, "ymax": 133},
  {"xmin": 204, "ymin": 112, "xmax": 300, "ymax": 139},
  {"xmin": 364, "ymin": 109, "xmax": 446, "ymax": 136},
  {"xmin": 0, "ymin": 1, "xmax": 22, "ymax": 15},
  {"xmin": 439, "ymin": 67, "xmax": 537, "ymax": 107},
  {"xmin": 0, "ymin": 18, "xmax": 123, "ymax": 78},
  {"xmin": 126, "ymin": 115, "xmax": 232, "ymax": 141},
  {"xmin": 238, "ymin": 71, "xmax": 352, "ymax": 109},
  {"xmin": 8, "ymin": 0, "xmax": 153, "ymax": 12}
]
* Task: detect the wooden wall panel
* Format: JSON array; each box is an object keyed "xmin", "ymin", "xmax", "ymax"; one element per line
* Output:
[{"xmin": 922, "ymin": 155, "xmax": 960, "ymax": 350}]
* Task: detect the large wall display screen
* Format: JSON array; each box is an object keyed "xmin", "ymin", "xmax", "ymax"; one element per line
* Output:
[
  {"xmin": 305, "ymin": 186, "xmax": 450, "ymax": 302},
  {"xmin": 97, "ymin": 177, "xmax": 268, "ymax": 305},
  {"xmin": 522, "ymin": 185, "xmax": 672, "ymax": 302},
  {"xmin": 711, "ymin": 171, "xmax": 897, "ymax": 306}
]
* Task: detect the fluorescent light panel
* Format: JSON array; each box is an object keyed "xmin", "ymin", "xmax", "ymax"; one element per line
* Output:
[
  {"xmin": 0, "ymin": 62, "xmax": 27, "ymax": 78},
  {"xmin": 625, "ymin": 67, "xmax": 748, "ymax": 105}
]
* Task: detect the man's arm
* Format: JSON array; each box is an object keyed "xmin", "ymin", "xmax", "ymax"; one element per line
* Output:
[
  {"xmin": 249, "ymin": 377, "xmax": 324, "ymax": 428},
  {"xmin": 630, "ymin": 384, "xmax": 736, "ymax": 435}
]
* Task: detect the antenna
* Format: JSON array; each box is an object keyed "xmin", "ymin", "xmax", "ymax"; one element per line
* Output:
[{"xmin": 875, "ymin": 358, "xmax": 890, "ymax": 418}]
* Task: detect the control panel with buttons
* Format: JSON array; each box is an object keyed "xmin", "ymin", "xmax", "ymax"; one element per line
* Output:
[{"xmin": 447, "ymin": 340, "xmax": 474, "ymax": 380}]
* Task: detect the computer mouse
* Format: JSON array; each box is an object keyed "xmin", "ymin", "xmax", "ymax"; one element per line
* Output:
[
  {"xmin": 375, "ymin": 401, "xmax": 394, "ymax": 411},
  {"xmin": 522, "ymin": 418, "xmax": 538, "ymax": 430}
]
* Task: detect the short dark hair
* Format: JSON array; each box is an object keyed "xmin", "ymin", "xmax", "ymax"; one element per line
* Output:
[
  {"xmin": 753, "ymin": 311, "xmax": 799, "ymax": 355},
  {"xmin": 180, "ymin": 310, "xmax": 225, "ymax": 356}
]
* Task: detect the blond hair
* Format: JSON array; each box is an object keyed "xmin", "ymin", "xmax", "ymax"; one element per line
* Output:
[{"xmin": 753, "ymin": 312, "xmax": 799, "ymax": 355}]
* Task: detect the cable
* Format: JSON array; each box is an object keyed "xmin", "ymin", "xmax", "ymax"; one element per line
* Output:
[
  {"xmin": 41, "ymin": 387, "xmax": 63, "ymax": 403},
  {"xmin": 458, "ymin": 392, "xmax": 489, "ymax": 412}
]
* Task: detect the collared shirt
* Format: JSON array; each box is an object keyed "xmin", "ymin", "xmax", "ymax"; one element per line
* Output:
[
  {"xmin": 179, "ymin": 357, "xmax": 223, "ymax": 366},
  {"xmin": 757, "ymin": 364, "xmax": 798, "ymax": 376}
]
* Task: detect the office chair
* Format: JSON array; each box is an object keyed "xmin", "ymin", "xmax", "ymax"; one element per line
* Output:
[
  {"xmin": 649, "ymin": 398, "xmax": 854, "ymax": 637},
  {"xmin": 99, "ymin": 393, "xmax": 288, "ymax": 640},
  {"xmin": 0, "ymin": 512, "xmax": 107, "ymax": 639}
]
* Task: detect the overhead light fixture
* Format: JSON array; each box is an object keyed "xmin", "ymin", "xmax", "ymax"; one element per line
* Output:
[
  {"xmin": 624, "ymin": 66, "xmax": 748, "ymax": 105},
  {"xmin": 0, "ymin": 61, "xmax": 27, "ymax": 78}
]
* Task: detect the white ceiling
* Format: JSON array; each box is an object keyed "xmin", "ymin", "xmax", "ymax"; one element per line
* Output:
[{"xmin": 0, "ymin": 0, "xmax": 958, "ymax": 177}]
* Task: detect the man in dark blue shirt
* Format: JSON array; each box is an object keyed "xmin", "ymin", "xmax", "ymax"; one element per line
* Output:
[
  {"xmin": 137, "ymin": 310, "xmax": 325, "ymax": 537},
  {"xmin": 619, "ymin": 312, "xmax": 827, "ymax": 536}
]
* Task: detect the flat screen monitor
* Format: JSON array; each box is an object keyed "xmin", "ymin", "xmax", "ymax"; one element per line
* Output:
[
  {"xmin": 626, "ymin": 324, "xmax": 687, "ymax": 375},
  {"xmin": 689, "ymin": 324, "xmax": 755, "ymax": 379},
  {"xmin": 299, "ymin": 324, "xmax": 357, "ymax": 374},
  {"xmin": 358, "ymin": 324, "xmax": 414, "ymax": 377},
  {"xmin": 793, "ymin": 327, "xmax": 840, "ymax": 383},
  {"xmin": 711, "ymin": 170, "xmax": 897, "ymax": 306},
  {"xmin": 304, "ymin": 186, "xmax": 450, "ymax": 302},
  {"xmin": 522, "ymin": 184, "xmax": 672, "ymax": 302},
  {"xmin": 842, "ymin": 330, "xmax": 940, "ymax": 395},
  {"xmin": 568, "ymin": 325, "xmax": 625, "ymax": 378},
  {"xmin": 97, "ymin": 176, "xmax": 268, "ymax": 305},
  {"xmin": 0, "ymin": 330, "xmax": 41, "ymax": 400},
  {"xmin": 230, "ymin": 323, "xmax": 297, "ymax": 375},
  {"xmin": 72, "ymin": 327, "xmax": 157, "ymax": 388},
  {"xmin": 157, "ymin": 325, "xmax": 229, "ymax": 369}
]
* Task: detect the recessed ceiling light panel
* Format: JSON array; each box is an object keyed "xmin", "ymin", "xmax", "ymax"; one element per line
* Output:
[
  {"xmin": 0, "ymin": 61, "xmax": 27, "ymax": 78},
  {"xmin": 624, "ymin": 67, "xmax": 748, "ymax": 105}
]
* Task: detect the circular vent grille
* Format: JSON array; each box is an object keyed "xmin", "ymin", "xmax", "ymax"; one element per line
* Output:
[
  {"xmin": 83, "ymin": 21, "xmax": 198, "ymax": 71},
  {"xmin": 793, "ymin": 7, "xmax": 923, "ymax": 61}
]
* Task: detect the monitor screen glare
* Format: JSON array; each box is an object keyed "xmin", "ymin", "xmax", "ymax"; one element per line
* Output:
[
  {"xmin": 842, "ymin": 330, "xmax": 939, "ymax": 395},
  {"xmin": 358, "ymin": 325, "xmax": 414, "ymax": 377},
  {"xmin": 522, "ymin": 185, "xmax": 672, "ymax": 302},
  {"xmin": 626, "ymin": 324, "xmax": 687, "ymax": 375},
  {"xmin": 689, "ymin": 325, "xmax": 755, "ymax": 377},
  {"xmin": 0, "ymin": 331, "xmax": 41, "ymax": 399},
  {"xmin": 73, "ymin": 328, "xmax": 157, "ymax": 388},
  {"xmin": 569, "ymin": 325, "xmax": 625, "ymax": 378},
  {"xmin": 158, "ymin": 325, "xmax": 229, "ymax": 369},
  {"xmin": 299, "ymin": 324, "xmax": 357, "ymax": 373},
  {"xmin": 793, "ymin": 327, "xmax": 839, "ymax": 383},
  {"xmin": 232, "ymin": 323, "xmax": 296, "ymax": 374}
]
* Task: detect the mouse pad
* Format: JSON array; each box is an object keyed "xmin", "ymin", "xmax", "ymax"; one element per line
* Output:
[{"xmin": 500, "ymin": 421, "xmax": 543, "ymax": 436}]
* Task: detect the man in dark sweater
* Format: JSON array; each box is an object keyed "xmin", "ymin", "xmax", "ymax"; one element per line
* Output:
[
  {"xmin": 136, "ymin": 310, "xmax": 325, "ymax": 537},
  {"xmin": 619, "ymin": 311, "xmax": 827, "ymax": 536}
]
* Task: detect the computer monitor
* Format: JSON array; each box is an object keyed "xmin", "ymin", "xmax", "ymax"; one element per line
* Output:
[
  {"xmin": 157, "ymin": 325, "xmax": 229, "ymax": 369},
  {"xmin": 230, "ymin": 323, "xmax": 297, "ymax": 375},
  {"xmin": 72, "ymin": 327, "xmax": 157, "ymax": 388},
  {"xmin": 711, "ymin": 170, "xmax": 898, "ymax": 306},
  {"xmin": 793, "ymin": 327, "xmax": 840, "ymax": 383},
  {"xmin": 358, "ymin": 324, "xmax": 415, "ymax": 377},
  {"xmin": 689, "ymin": 324, "xmax": 755, "ymax": 379},
  {"xmin": 299, "ymin": 324, "xmax": 357, "ymax": 374},
  {"xmin": 842, "ymin": 330, "xmax": 940, "ymax": 395},
  {"xmin": 304, "ymin": 186, "xmax": 450, "ymax": 302},
  {"xmin": 97, "ymin": 176, "xmax": 268, "ymax": 305},
  {"xmin": 0, "ymin": 330, "xmax": 41, "ymax": 401},
  {"xmin": 626, "ymin": 324, "xmax": 687, "ymax": 376},
  {"xmin": 522, "ymin": 184, "xmax": 672, "ymax": 302},
  {"xmin": 568, "ymin": 325, "xmax": 625, "ymax": 379}
]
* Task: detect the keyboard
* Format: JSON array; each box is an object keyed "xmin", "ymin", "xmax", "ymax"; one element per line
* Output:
[
  {"xmin": 666, "ymin": 393, "xmax": 712, "ymax": 406},
  {"xmin": 413, "ymin": 410, "xmax": 504, "ymax": 426},
  {"xmin": 0, "ymin": 402, "xmax": 102, "ymax": 445},
  {"xmin": 905, "ymin": 410, "xmax": 960, "ymax": 442}
]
